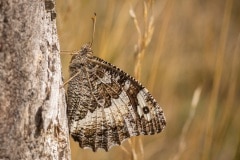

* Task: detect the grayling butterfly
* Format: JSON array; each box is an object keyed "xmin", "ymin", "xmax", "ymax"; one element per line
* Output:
[{"xmin": 66, "ymin": 43, "xmax": 166, "ymax": 152}]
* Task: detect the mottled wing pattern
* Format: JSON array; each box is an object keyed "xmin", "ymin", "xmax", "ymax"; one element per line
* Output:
[{"xmin": 67, "ymin": 44, "xmax": 166, "ymax": 152}]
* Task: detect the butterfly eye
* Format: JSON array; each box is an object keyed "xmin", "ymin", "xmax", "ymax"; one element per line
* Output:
[{"xmin": 80, "ymin": 45, "xmax": 93, "ymax": 56}]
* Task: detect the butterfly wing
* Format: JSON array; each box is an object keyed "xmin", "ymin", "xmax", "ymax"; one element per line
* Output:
[{"xmin": 67, "ymin": 53, "xmax": 166, "ymax": 152}]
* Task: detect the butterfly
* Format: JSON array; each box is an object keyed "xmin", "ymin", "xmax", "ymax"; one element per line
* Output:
[{"xmin": 67, "ymin": 43, "xmax": 166, "ymax": 152}]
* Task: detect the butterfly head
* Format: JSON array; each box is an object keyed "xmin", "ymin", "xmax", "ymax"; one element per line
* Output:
[
  {"xmin": 79, "ymin": 43, "xmax": 93, "ymax": 56},
  {"xmin": 69, "ymin": 43, "xmax": 93, "ymax": 71},
  {"xmin": 70, "ymin": 43, "xmax": 93, "ymax": 61}
]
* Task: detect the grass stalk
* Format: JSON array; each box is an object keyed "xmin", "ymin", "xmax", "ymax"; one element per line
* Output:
[
  {"xmin": 214, "ymin": 34, "xmax": 240, "ymax": 157},
  {"xmin": 147, "ymin": 0, "xmax": 173, "ymax": 91},
  {"xmin": 202, "ymin": 0, "xmax": 233, "ymax": 159},
  {"xmin": 172, "ymin": 86, "xmax": 202, "ymax": 160},
  {"xmin": 128, "ymin": 1, "xmax": 154, "ymax": 159}
]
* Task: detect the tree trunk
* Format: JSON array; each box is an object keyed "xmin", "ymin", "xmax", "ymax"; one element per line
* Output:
[{"xmin": 0, "ymin": 0, "xmax": 70, "ymax": 159}]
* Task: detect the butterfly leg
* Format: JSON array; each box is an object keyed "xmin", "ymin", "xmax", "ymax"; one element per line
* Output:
[{"xmin": 60, "ymin": 70, "xmax": 81, "ymax": 88}]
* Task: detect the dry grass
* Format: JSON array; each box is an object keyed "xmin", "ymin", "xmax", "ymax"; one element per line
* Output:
[{"xmin": 56, "ymin": 0, "xmax": 240, "ymax": 159}]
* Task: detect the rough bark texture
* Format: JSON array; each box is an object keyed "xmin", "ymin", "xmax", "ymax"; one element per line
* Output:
[{"xmin": 0, "ymin": 0, "xmax": 70, "ymax": 159}]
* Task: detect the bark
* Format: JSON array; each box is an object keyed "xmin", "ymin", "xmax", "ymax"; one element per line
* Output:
[{"xmin": 0, "ymin": 0, "xmax": 70, "ymax": 159}]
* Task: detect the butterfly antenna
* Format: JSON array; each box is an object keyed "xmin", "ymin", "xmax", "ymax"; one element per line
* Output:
[{"xmin": 90, "ymin": 13, "xmax": 97, "ymax": 47}]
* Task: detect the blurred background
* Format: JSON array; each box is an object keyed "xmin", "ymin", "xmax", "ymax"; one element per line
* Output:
[{"xmin": 56, "ymin": 0, "xmax": 240, "ymax": 159}]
